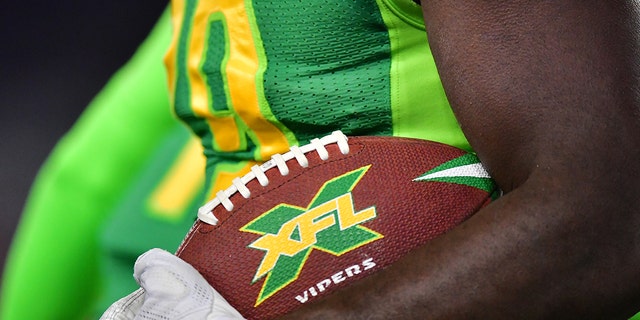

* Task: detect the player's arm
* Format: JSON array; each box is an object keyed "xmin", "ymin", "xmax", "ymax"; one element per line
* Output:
[
  {"xmin": 283, "ymin": 1, "xmax": 640, "ymax": 319},
  {"xmin": 0, "ymin": 9, "xmax": 174, "ymax": 320}
]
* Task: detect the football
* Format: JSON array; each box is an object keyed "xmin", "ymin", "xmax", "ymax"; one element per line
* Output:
[{"xmin": 176, "ymin": 131, "xmax": 498, "ymax": 320}]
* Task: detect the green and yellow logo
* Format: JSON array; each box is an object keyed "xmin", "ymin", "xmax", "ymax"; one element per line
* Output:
[{"xmin": 240, "ymin": 165, "xmax": 383, "ymax": 306}]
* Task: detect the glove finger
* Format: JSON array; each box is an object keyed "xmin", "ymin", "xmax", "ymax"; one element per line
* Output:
[
  {"xmin": 126, "ymin": 248, "xmax": 245, "ymax": 319},
  {"xmin": 135, "ymin": 249, "xmax": 213, "ymax": 318},
  {"xmin": 134, "ymin": 248, "xmax": 213, "ymax": 302},
  {"xmin": 210, "ymin": 287, "xmax": 246, "ymax": 320},
  {"xmin": 99, "ymin": 288, "xmax": 145, "ymax": 320}
]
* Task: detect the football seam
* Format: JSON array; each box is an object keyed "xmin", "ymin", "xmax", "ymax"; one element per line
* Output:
[
  {"xmin": 197, "ymin": 131, "xmax": 350, "ymax": 225},
  {"xmin": 204, "ymin": 141, "xmax": 367, "ymax": 231}
]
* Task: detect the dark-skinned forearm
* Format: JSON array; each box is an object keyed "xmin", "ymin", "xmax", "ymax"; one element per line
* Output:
[
  {"xmin": 282, "ymin": 1, "xmax": 640, "ymax": 318},
  {"xmin": 281, "ymin": 163, "xmax": 640, "ymax": 319}
]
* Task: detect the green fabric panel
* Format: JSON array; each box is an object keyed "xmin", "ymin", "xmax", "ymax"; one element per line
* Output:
[
  {"xmin": 252, "ymin": 0, "xmax": 393, "ymax": 144},
  {"xmin": 245, "ymin": 0, "xmax": 299, "ymax": 150},
  {"xmin": 0, "ymin": 9, "xmax": 174, "ymax": 320},
  {"xmin": 378, "ymin": 0, "xmax": 471, "ymax": 151},
  {"xmin": 203, "ymin": 16, "xmax": 230, "ymax": 112},
  {"xmin": 172, "ymin": 0, "xmax": 215, "ymax": 153},
  {"xmin": 172, "ymin": 0, "xmax": 247, "ymax": 195}
]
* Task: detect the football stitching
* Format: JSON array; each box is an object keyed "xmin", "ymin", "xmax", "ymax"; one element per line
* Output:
[
  {"xmin": 208, "ymin": 141, "xmax": 367, "ymax": 230},
  {"xmin": 197, "ymin": 131, "xmax": 350, "ymax": 225},
  {"xmin": 175, "ymin": 136, "xmax": 498, "ymax": 320}
]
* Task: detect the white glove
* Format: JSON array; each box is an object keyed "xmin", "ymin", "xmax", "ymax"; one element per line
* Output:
[{"xmin": 100, "ymin": 248, "xmax": 245, "ymax": 320}]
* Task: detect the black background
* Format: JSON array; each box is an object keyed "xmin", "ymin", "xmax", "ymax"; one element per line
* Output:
[{"xmin": 1, "ymin": 1, "xmax": 168, "ymax": 281}]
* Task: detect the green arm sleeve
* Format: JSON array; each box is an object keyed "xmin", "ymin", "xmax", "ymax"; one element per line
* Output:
[{"xmin": 0, "ymin": 9, "xmax": 175, "ymax": 320}]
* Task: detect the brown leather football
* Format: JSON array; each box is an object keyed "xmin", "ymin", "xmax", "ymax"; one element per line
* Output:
[{"xmin": 176, "ymin": 131, "xmax": 498, "ymax": 320}]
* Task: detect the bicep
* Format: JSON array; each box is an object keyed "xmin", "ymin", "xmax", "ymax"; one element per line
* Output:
[{"xmin": 420, "ymin": 1, "xmax": 640, "ymax": 191}]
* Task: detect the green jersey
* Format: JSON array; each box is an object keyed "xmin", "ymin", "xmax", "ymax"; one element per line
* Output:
[{"xmin": 164, "ymin": 0, "xmax": 469, "ymax": 201}]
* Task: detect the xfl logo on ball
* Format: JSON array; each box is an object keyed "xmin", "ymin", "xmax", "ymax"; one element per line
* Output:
[{"xmin": 240, "ymin": 165, "xmax": 383, "ymax": 306}]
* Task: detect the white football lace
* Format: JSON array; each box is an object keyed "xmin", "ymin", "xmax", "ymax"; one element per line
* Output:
[{"xmin": 197, "ymin": 130, "xmax": 350, "ymax": 225}]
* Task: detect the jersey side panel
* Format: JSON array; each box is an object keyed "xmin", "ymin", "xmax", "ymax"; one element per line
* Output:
[{"xmin": 378, "ymin": 0, "xmax": 471, "ymax": 151}]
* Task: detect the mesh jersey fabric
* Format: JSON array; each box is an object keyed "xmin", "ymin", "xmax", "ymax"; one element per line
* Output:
[{"xmin": 164, "ymin": 0, "xmax": 469, "ymax": 201}]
